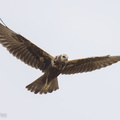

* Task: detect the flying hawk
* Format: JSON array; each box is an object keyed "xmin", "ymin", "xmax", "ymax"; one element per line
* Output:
[{"xmin": 0, "ymin": 22, "xmax": 120, "ymax": 94}]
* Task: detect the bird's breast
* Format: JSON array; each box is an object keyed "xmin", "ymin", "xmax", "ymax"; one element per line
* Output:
[{"xmin": 52, "ymin": 61, "xmax": 66, "ymax": 70}]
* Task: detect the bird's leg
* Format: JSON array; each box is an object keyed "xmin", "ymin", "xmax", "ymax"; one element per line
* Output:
[{"xmin": 42, "ymin": 80, "xmax": 52, "ymax": 91}]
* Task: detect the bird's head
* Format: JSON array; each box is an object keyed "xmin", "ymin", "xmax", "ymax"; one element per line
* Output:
[{"xmin": 54, "ymin": 54, "xmax": 68, "ymax": 64}]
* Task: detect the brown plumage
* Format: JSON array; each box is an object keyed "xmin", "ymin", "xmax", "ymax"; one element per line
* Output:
[{"xmin": 0, "ymin": 22, "xmax": 120, "ymax": 94}]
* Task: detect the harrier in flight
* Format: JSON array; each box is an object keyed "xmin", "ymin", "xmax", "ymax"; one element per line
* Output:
[{"xmin": 0, "ymin": 21, "xmax": 120, "ymax": 94}]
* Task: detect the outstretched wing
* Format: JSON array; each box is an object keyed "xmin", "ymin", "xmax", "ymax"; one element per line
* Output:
[
  {"xmin": 62, "ymin": 55, "xmax": 120, "ymax": 74},
  {"xmin": 0, "ymin": 23, "xmax": 54, "ymax": 71}
]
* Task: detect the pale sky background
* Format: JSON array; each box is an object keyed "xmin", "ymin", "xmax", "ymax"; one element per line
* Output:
[{"xmin": 0, "ymin": 0, "xmax": 120, "ymax": 120}]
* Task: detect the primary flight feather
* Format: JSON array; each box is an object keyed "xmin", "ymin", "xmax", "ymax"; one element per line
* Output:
[{"xmin": 0, "ymin": 22, "xmax": 120, "ymax": 94}]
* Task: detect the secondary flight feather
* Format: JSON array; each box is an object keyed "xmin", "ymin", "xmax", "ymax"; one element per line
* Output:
[{"xmin": 0, "ymin": 21, "xmax": 120, "ymax": 94}]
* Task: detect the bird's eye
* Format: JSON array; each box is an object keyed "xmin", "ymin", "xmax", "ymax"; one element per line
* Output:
[{"xmin": 62, "ymin": 56, "xmax": 66, "ymax": 58}]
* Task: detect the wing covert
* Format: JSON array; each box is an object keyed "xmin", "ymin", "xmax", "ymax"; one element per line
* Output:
[
  {"xmin": 0, "ymin": 23, "xmax": 54, "ymax": 71},
  {"xmin": 62, "ymin": 55, "xmax": 120, "ymax": 74}
]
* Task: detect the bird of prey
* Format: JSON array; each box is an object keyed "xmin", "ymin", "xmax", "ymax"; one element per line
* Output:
[{"xmin": 0, "ymin": 22, "xmax": 120, "ymax": 94}]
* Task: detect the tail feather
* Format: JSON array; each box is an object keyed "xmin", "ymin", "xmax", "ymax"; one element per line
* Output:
[{"xmin": 26, "ymin": 75, "xmax": 59, "ymax": 94}]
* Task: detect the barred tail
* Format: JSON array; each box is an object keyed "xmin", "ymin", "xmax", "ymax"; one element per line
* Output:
[{"xmin": 26, "ymin": 75, "xmax": 59, "ymax": 94}]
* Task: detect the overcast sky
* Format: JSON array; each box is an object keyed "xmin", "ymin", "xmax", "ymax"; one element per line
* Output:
[{"xmin": 0, "ymin": 0, "xmax": 120, "ymax": 120}]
